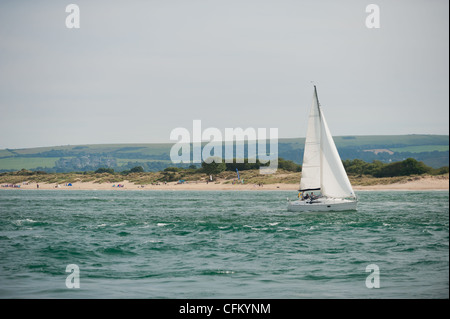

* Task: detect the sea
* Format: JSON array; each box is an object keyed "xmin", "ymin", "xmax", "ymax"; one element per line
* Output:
[{"xmin": 0, "ymin": 190, "xmax": 448, "ymax": 299}]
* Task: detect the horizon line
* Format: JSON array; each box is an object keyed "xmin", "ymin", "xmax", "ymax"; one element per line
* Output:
[{"xmin": 1, "ymin": 133, "xmax": 449, "ymax": 151}]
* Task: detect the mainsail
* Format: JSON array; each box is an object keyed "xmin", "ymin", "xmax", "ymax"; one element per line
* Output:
[
  {"xmin": 299, "ymin": 86, "xmax": 321, "ymax": 192},
  {"xmin": 299, "ymin": 86, "xmax": 355, "ymax": 199}
]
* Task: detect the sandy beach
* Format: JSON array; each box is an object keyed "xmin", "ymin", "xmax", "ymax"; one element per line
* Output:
[{"xmin": 5, "ymin": 175, "xmax": 448, "ymax": 191}]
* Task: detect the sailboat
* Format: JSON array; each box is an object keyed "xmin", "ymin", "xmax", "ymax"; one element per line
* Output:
[{"xmin": 287, "ymin": 86, "xmax": 357, "ymax": 212}]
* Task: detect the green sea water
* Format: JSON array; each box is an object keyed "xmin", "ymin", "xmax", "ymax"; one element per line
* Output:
[{"xmin": 0, "ymin": 190, "xmax": 448, "ymax": 298}]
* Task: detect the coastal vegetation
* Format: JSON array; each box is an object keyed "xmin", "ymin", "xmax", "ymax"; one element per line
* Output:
[
  {"xmin": 343, "ymin": 158, "xmax": 449, "ymax": 177},
  {"xmin": 0, "ymin": 157, "xmax": 447, "ymax": 187}
]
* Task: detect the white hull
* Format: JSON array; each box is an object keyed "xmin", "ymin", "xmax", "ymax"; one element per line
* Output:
[{"xmin": 287, "ymin": 198, "xmax": 357, "ymax": 212}]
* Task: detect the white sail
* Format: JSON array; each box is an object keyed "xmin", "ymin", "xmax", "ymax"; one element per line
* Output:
[
  {"xmin": 319, "ymin": 108, "xmax": 356, "ymax": 198},
  {"xmin": 299, "ymin": 87, "xmax": 321, "ymax": 191},
  {"xmin": 299, "ymin": 86, "xmax": 355, "ymax": 199}
]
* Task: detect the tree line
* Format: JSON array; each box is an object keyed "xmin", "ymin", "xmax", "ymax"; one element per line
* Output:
[
  {"xmin": 198, "ymin": 157, "xmax": 448, "ymax": 177},
  {"xmin": 342, "ymin": 158, "xmax": 448, "ymax": 177},
  {"xmin": 7, "ymin": 157, "xmax": 447, "ymax": 178}
]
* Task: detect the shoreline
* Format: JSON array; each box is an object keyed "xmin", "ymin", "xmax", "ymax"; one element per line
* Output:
[{"xmin": 2, "ymin": 175, "xmax": 448, "ymax": 192}]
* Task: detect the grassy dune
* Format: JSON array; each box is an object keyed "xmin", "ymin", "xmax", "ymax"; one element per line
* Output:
[{"xmin": 1, "ymin": 169, "xmax": 447, "ymax": 187}]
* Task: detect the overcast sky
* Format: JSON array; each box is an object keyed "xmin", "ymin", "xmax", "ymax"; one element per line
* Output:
[{"xmin": 0, "ymin": 0, "xmax": 448, "ymax": 149}]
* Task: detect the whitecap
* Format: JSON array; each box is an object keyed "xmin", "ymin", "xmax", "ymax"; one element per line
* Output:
[
  {"xmin": 13, "ymin": 219, "xmax": 36, "ymax": 226},
  {"xmin": 143, "ymin": 239, "xmax": 163, "ymax": 244},
  {"xmin": 111, "ymin": 223, "xmax": 125, "ymax": 227},
  {"xmin": 252, "ymin": 227, "xmax": 267, "ymax": 231},
  {"xmin": 157, "ymin": 223, "xmax": 169, "ymax": 227},
  {"xmin": 217, "ymin": 270, "xmax": 235, "ymax": 274},
  {"xmin": 279, "ymin": 227, "xmax": 295, "ymax": 231}
]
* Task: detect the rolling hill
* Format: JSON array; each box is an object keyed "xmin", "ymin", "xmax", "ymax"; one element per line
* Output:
[{"xmin": 0, "ymin": 135, "xmax": 448, "ymax": 172}]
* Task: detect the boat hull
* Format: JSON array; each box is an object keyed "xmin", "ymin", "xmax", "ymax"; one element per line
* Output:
[{"xmin": 287, "ymin": 198, "xmax": 357, "ymax": 212}]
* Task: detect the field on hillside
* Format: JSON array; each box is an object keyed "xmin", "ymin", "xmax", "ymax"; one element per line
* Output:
[{"xmin": 0, "ymin": 135, "xmax": 448, "ymax": 172}]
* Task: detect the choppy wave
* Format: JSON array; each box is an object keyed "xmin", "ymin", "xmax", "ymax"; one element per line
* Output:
[{"xmin": 0, "ymin": 190, "xmax": 448, "ymax": 298}]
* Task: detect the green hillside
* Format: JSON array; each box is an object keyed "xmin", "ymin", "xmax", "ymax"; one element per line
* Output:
[{"xmin": 0, "ymin": 135, "xmax": 448, "ymax": 172}]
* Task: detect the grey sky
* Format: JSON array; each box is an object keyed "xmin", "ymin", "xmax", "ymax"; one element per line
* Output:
[{"xmin": 0, "ymin": 0, "xmax": 448, "ymax": 149}]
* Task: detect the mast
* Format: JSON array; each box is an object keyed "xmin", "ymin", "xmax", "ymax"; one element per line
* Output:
[
  {"xmin": 315, "ymin": 85, "xmax": 324, "ymax": 193},
  {"xmin": 314, "ymin": 85, "xmax": 320, "ymax": 107}
]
